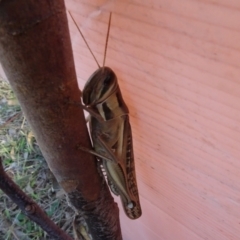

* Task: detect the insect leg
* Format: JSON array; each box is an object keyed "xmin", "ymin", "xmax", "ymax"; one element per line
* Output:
[
  {"xmin": 79, "ymin": 104, "xmax": 104, "ymax": 122},
  {"xmin": 96, "ymin": 135, "xmax": 119, "ymax": 164},
  {"xmin": 77, "ymin": 145, "xmax": 113, "ymax": 162},
  {"xmin": 77, "ymin": 131, "xmax": 120, "ymax": 164}
]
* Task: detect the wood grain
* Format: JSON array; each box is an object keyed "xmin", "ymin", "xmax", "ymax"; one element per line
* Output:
[{"xmin": 66, "ymin": 0, "xmax": 240, "ymax": 239}]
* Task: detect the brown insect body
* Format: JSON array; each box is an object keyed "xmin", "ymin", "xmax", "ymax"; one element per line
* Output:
[{"xmin": 82, "ymin": 67, "xmax": 142, "ymax": 219}]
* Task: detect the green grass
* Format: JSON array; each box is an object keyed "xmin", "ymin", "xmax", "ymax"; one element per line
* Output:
[{"xmin": 0, "ymin": 80, "xmax": 74, "ymax": 240}]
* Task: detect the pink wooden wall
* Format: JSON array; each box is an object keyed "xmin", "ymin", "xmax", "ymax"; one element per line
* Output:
[
  {"xmin": 1, "ymin": 0, "xmax": 239, "ymax": 239},
  {"xmin": 66, "ymin": 0, "xmax": 240, "ymax": 239}
]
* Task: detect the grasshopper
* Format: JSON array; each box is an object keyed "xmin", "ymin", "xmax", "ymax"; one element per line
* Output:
[{"xmin": 69, "ymin": 11, "xmax": 142, "ymax": 219}]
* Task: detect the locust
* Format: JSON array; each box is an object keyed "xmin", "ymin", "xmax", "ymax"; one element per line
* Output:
[{"xmin": 69, "ymin": 11, "xmax": 142, "ymax": 219}]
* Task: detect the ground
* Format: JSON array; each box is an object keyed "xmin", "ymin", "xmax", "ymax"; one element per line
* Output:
[{"xmin": 0, "ymin": 80, "xmax": 74, "ymax": 240}]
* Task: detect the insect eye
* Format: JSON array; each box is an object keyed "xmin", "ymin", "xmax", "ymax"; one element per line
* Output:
[{"xmin": 103, "ymin": 75, "xmax": 111, "ymax": 86}]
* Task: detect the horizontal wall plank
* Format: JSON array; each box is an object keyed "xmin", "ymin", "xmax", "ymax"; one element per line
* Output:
[
  {"xmin": 66, "ymin": 0, "xmax": 240, "ymax": 239},
  {"xmin": 116, "ymin": 196, "xmax": 204, "ymax": 240}
]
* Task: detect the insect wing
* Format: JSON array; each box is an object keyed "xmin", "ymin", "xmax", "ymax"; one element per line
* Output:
[{"xmin": 120, "ymin": 115, "xmax": 142, "ymax": 219}]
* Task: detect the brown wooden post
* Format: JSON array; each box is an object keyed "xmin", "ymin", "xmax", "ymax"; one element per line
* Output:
[{"xmin": 0, "ymin": 0, "xmax": 122, "ymax": 239}]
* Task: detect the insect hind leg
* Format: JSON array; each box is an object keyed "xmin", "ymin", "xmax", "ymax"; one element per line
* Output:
[{"xmin": 96, "ymin": 134, "xmax": 119, "ymax": 164}]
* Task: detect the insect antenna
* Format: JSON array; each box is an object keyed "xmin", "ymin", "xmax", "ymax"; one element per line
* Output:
[
  {"xmin": 68, "ymin": 11, "xmax": 100, "ymax": 68},
  {"xmin": 102, "ymin": 12, "xmax": 112, "ymax": 68}
]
